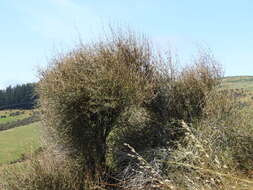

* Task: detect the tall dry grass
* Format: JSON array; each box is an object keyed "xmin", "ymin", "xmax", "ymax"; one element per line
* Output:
[{"xmin": 118, "ymin": 91, "xmax": 253, "ymax": 190}]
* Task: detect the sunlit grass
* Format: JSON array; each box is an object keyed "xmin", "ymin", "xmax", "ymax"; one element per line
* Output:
[
  {"xmin": 0, "ymin": 109, "xmax": 33, "ymax": 124},
  {"xmin": 222, "ymin": 76, "xmax": 253, "ymax": 91},
  {"xmin": 0, "ymin": 122, "xmax": 41, "ymax": 165}
]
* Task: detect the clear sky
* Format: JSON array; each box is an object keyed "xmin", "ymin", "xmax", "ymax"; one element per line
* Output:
[{"xmin": 1, "ymin": 0, "xmax": 253, "ymax": 89}]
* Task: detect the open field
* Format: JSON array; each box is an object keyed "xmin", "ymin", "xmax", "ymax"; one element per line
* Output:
[
  {"xmin": 0, "ymin": 109, "xmax": 34, "ymax": 125},
  {"xmin": 222, "ymin": 76, "xmax": 253, "ymax": 109},
  {"xmin": 222, "ymin": 76, "xmax": 253, "ymax": 91},
  {"xmin": 0, "ymin": 122, "xmax": 41, "ymax": 165}
]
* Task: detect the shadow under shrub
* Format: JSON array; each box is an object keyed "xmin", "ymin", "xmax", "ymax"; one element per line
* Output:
[{"xmin": 107, "ymin": 108, "xmax": 185, "ymax": 171}]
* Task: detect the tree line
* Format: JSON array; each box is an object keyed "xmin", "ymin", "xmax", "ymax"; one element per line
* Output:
[{"xmin": 0, "ymin": 83, "xmax": 37, "ymax": 110}]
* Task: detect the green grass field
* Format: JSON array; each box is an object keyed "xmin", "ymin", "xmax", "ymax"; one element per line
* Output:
[
  {"xmin": 222, "ymin": 76, "xmax": 253, "ymax": 109},
  {"xmin": 0, "ymin": 122, "xmax": 41, "ymax": 165},
  {"xmin": 222, "ymin": 76, "xmax": 253, "ymax": 91},
  {"xmin": 0, "ymin": 110, "xmax": 33, "ymax": 125}
]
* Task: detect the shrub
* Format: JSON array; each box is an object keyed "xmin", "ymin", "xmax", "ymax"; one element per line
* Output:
[
  {"xmin": 107, "ymin": 108, "xmax": 184, "ymax": 171},
  {"xmin": 3, "ymin": 28, "xmax": 252, "ymax": 190},
  {"xmin": 106, "ymin": 51, "xmax": 222, "ymax": 172},
  {"xmin": 146, "ymin": 51, "xmax": 222, "ymax": 123},
  {"xmin": 201, "ymin": 89, "xmax": 253, "ymax": 171},
  {"xmin": 117, "ymin": 90, "xmax": 253, "ymax": 190},
  {"xmin": 37, "ymin": 31, "xmax": 157, "ymax": 176},
  {"xmin": 37, "ymin": 29, "xmax": 223, "ymax": 178}
]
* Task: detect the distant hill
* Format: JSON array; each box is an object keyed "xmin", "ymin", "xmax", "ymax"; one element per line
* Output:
[{"xmin": 221, "ymin": 76, "xmax": 253, "ymax": 91}]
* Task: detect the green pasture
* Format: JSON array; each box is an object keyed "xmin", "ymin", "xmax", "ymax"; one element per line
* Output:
[
  {"xmin": 222, "ymin": 76, "xmax": 253, "ymax": 91},
  {"xmin": 0, "ymin": 110, "xmax": 33, "ymax": 125},
  {"xmin": 0, "ymin": 122, "xmax": 41, "ymax": 165}
]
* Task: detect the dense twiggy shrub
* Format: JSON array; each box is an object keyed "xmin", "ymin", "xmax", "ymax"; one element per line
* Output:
[
  {"xmin": 110, "ymin": 58, "xmax": 221, "ymax": 171},
  {"xmin": 147, "ymin": 52, "xmax": 222, "ymax": 123},
  {"xmin": 37, "ymin": 29, "xmax": 223, "ymax": 179},
  {"xmin": 164, "ymin": 91, "xmax": 253, "ymax": 189},
  {"xmin": 118, "ymin": 90, "xmax": 253, "ymax": 190},
  {"xmin": 107, "ymin": 52, "xmax": 222, "ymax": 172},
  {"xmin": 107, "ymin": 111, "xmax": 183, "ymax": 170},
  {"xmin": 202, "ymin": 90, "xmax": 253, "ymax": 171},
  {"xmin": 2, "ymin": 28, "xmax": 253, "ymax": 190},
  {"xmin": 37, "ymin": 31, "xmax": 158, "ymax": 175}
]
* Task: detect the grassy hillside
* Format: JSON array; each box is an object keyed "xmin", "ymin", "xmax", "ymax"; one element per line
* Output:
[
  {"xmin": 222, "ymin": 76, "xmax": 253, "ymax": 91},
  {"xmin": 0, "ymin": 109, "xmax": 39, "ymax": 132},
  {"xmin": 0, "ymin": 110, "xmax": 33, "ymax": 125},
  {"xmin": 0, "ymin": 122, "xmax": 41, "ymax": 165},
  {"xmin": 222, "ymin": 76, "xmax": 253, "ymax": 109}
]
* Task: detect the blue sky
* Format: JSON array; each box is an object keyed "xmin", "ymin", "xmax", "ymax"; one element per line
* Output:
[{"xmin": 1, "ymin": 0, "xmax": 253, "ymax": 89}]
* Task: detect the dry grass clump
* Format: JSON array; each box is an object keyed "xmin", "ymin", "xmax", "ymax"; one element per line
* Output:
[
  {"xmin": 201, "ymin": 90, "xmax": 253, "ymax": 172},
  {"xmin": 118, "ymin": 90, "xmax": 253, "ymax": 190},
  {"xmin": 0, "ymin": 150, "xmax": 99, "ymax": 190}
]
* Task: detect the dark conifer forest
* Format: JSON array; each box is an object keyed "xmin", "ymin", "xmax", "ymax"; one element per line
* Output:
[{"xmin": 0, "ymin": 83, "xmax": 36, "ymax": 110}]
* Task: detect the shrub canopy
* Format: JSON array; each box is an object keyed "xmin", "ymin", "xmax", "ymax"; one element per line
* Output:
[
  {"xmin": 37, "ymin": 32, "xmax": 158, "ymax": 174},
  {"xmin": 37, "ymin": 30, "xmax": 221, "ymax": 175}
]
